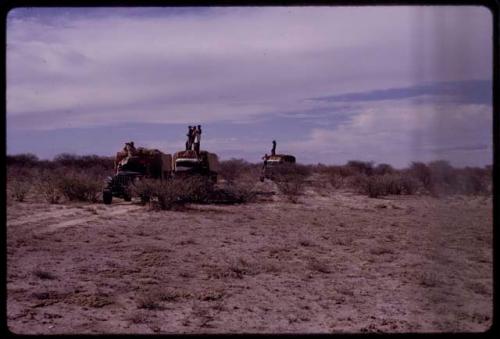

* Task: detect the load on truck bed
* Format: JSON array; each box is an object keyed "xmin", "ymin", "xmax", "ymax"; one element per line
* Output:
[
  {"xmin": 115, "ymin": 147, "xmax": 172, "ymax": 179},
  {"xmin": 103, "ymin": 145, "xmax": 172, "ymax": 204},
  {"xmin": 172, "ymin": 149, "xmax": 219, "ymax": 184}
]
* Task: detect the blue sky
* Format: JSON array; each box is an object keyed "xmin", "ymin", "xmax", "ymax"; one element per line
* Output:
[{"xmin": 6, "ymin": 6, "xmax": 493, "ymax": 167}]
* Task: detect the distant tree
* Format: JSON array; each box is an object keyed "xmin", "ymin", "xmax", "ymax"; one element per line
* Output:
[
  {"xmin": 373, "ymin": 163, "xmax": 395, "ymax": 175},
  {"xmin": 346, "ymin": 160, "xmax": 374, "ymax": 176},
  {"xmin": 6, "ymin": 153, "xmax": 39, "ymax": 167}
]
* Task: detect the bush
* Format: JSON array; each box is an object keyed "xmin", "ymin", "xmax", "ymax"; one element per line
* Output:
[
  {"xmin": 362, "ymin": 173, "xmax": 419, "ymax": 198},
  {"xmin": 8, "ymin": 179, "xmax": 31, "ymax": 202},
  {"xmin": 57, "ymin": 172, "xmax": 102, "ymax": 202},
  {"xmin": 318, "ymin": 165, "xmax": 356, "ymax": 189},
  {"xmin": 211, "ymin": 181, "xmax": 258, "ymax": 204},
  {"xmin": 36, "ymin": 176, "xmax": 62, "ymax": 204},
  {"xmin": 219, "ymin": 159, "xmax": 255, "ymax": 183},
  {"xmin": 455, "ymin": 167, "xmax": 490, "ymax": 195},
  {"xmin": 148, "ymin": 176, "xmax": 213, "ymax": 210},
  {"xmin": 130, "ymin": 178, "xmax": 158, "ymax": 203},
  {"xmin": 53, "ymin": 153, "xmax": 114, "ymax": 170},
  {"xmin": 6, "ymin": 153, "xmax": 39, "ymax": 167},
  {"xmin": 273, "ymin": 164, "xmax": 310, "ymax": 203},
  {"xmin": 373, "ymin": 163, "xmax": 395, "ymax": 175},
  {"xmin": 346, "ymin": 160, "xmax": 374, "ymax": 176},
  {"xmin": 408, "ymin": 162, "xmax": 432, "ymax": 190},
  {"xmin": 344, "ymin": 173, "xmax": 369, "ymax": 191}
]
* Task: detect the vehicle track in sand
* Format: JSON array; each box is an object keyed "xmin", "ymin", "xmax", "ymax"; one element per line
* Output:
[{"xmin": 7, "ymin": 202, "xmax": 143, "ymax": 234}]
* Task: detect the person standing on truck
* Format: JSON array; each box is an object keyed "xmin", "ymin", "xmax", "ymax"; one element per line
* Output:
[
  {"xmin": 125, "ymin": 141, "xmax": 136, "ymax": 157},
  {"xmin": 193, "ymin": 125, "xmax": 202, "ymax": 155},
  {"xmin": 271, "ymin": 140, "xmax": 276, "ymax": 156},
  {"xmin": 262, "ymin": 153, "xmax": 269, "ymax": 169},
  {"xmin": 186, "ymin": 126, "xmax": 194, "ymax": 151}
]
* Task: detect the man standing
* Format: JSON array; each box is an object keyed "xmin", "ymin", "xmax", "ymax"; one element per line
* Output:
[
  {"xmin": 194, "ymin": 125, "xmax": 202, "ymax": 155},
  {"xmin": 271, "ymin": 140, "xmax": 276, "ymax": 156},
  {"xmin": 262, "ymin": 153, "xmax": 269, "ymax": 169},
  {"xmin": 186, "ymin": 126, "xmax": 193, "ymax": 151}
]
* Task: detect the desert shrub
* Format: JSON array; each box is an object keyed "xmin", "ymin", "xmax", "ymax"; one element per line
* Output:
[
  {"xmin": 373, "ymin": 163, "xmax": 395, "ymax": 175},
  {"xmin": 182, "ymin": 176, "xmax": 213, "ymax": 203},
  {"xmin": 212, "ymin": 181, "xmax": 258, "ymax": 204},
  {"xmin": 408, "ymin": 162, "xmax": 432, "ymax": 189},
  {"xmin": 362, "ymin": 173, "xmax": 419, "ymax": 198},
  {"xmin": 455, "ymin": 167, "xmax": 490, "ymax": 195},
  {"xmin": 272, "ymin": 163, "xmax": 310, "ymax": 203},
  {"xmin": 8, "ymin": 179, "xmax": 31, "ymax": 202},
  {"xmin": 53, "ymin": 153, "xmax": 114, "ymax": 170},
  {"xmin": 137, "ymin": 293, "xmax": 163, "ymax": 310},
  {"xmin": 130, "ymin": 178, "xmax": 158, "ymax": 203},
  {"xmin": 346, "ymin": 160, "xmax": 374, "ymax": 176},
  {"xmin": 218, "ymin": 158, "xmax": 255, "ymax": 183},
  {"xmin": 149, "ymin": 176, "xmax": 212, "ymax": 210},
  {"xmin": 344, "ymin": 173, "xmax": 369, "ymax": 191},
  {"xmin": 319, "ymin": 165, "xmax": 356, "ymax": 189},
  {"xmin": 36, "ymin": 176, "xmax": 62, "ymax": 204},
  {"xmin": 275, "ymin": 179, "xmax": 305, "ymax": 203},
  {"xmin": 6, "ymin": 153, "xmax": 39, "ymax": 167},
  {"xmin": 57, "ymin": 171, "xmax": 102, "ymax": 202},
  {"xmin": 427, "ymin": 160, "xmax": 458, "ymax": 195}
]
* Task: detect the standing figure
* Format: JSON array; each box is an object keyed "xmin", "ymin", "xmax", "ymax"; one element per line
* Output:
[
  {"xmin": 271, "ymin": 140, "xmax": 276, "ymax": 156},
  {"xmin": 193, "ymin": 125, "xmax": 202, "ymax": 155},
  {"xmin": 125, "ymin": 141, "xmax": 136, "ymax": 157},
  {"xmin": 186, "ymin": 126, "xmax": 193, "ymax": 151},
  {"xmin": 262, "ymin": 153, "xmax": 269, "ymax": 170}
]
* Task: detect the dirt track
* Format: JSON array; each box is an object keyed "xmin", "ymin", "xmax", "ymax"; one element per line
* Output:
[{"xmin": 7, "ymin": 184, "xmax": 493, "ymax": 334}]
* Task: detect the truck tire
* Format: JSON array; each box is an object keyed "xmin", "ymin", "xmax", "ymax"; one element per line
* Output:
[
  {"xmin": 123, "ymin": 194, "xmax": 132, "ymax": 202},
  {"xmin": 140, "ymin": 194, "xmax": 150, "ymax": 204},
  {"xmin": 103, "ymin": 190, "xmax": 112, "ymax": 204}
]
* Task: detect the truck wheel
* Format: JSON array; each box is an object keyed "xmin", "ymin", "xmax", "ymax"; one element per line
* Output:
[
  {"xmin": 123, "ymin": 194, "xmax": 132, "ymax": 202},
  {"xmin": 103, "ymin": 190, "xmax": 112, "ymax": 204},
  {"xmin": 140, "ymin": 194, "xmax": 150, "ymax": 204}
]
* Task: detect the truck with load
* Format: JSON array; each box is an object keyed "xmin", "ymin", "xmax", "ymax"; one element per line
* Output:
[
  {"xmin": 260, "ymin": 154, "xmax": 296, "ymax": 181},
  {"xmin": 172, "ymin": 149, "xmax": 219, "ymax": 185},
  {"xmin": 103, "ymin": 143, "xmax": 172, "ymax": 204}
]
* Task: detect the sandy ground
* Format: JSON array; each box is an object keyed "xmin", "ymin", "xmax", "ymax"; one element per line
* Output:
[{"xmin": 6, "ymin": 180, "xmax": 493, "ymax": 334}]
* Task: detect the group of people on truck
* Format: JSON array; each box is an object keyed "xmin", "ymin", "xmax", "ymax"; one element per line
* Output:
[{"xmin": 186, "ymin": 125, "xmax": 202, "ymax": 155}]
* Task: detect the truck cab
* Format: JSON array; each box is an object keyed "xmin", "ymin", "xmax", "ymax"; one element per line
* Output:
[
  {"xmin": 261, "ymin": 154, "xmax": 296, "ymax": 181},
  {"xmin": 172, "ymin": 150, "xmax": 219, "ymax": 184}
]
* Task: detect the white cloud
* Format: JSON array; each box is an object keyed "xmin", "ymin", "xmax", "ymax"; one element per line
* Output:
[
  {"xmin": 7, "ymin": 6, "xmax": 491, "ymax": 127},
  {"xmin": 288, "ymin": 98, "xmax": 492, "ymax": 167}
]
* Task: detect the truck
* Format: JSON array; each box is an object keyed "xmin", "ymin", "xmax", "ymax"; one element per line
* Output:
[
  {"xmin": 172, "ymin": 149, "xmax": 219, "ymax": 185},
  {"xmin": 103, "ymin": 146, "xmax": 172, "ymax": 204},
  {"xmin": 260, "ymin": 154, "xmax": 296, "ymax": 181}
]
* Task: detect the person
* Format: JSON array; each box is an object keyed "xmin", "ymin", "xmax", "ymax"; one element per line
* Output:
[
  {"xmin": 186, "ymin": 126, "xmax": 193, "ymax": 151},
  {"xmin": 261, "ymin": 153, "xmax": 269, "ymax": 170},
  {"xmin": 271, "ymin": 140, "xmax": 276, "ymax": 156},
  {"xmin": 124, "ymin": 141, "xmax": 136, "ymax": 157},
  {"xmin": 193, "ymin": 125, "xmax": 202, "ymax": 155}
]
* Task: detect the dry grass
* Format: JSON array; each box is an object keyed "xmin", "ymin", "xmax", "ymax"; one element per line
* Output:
[{"xmin": 137, "ymin": 293, "xmax": 164, "ymax": 310}]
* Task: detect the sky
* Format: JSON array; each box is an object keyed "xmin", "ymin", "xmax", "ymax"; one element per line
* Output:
[{"xmin": 6, "ymin": 6, "xmax": 493, "ymax": 167}]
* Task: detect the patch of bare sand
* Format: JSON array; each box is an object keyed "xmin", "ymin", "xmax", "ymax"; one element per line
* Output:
[{"xmin": 7, "ymin": 191, "xmax": 492, "ymax": 334}]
